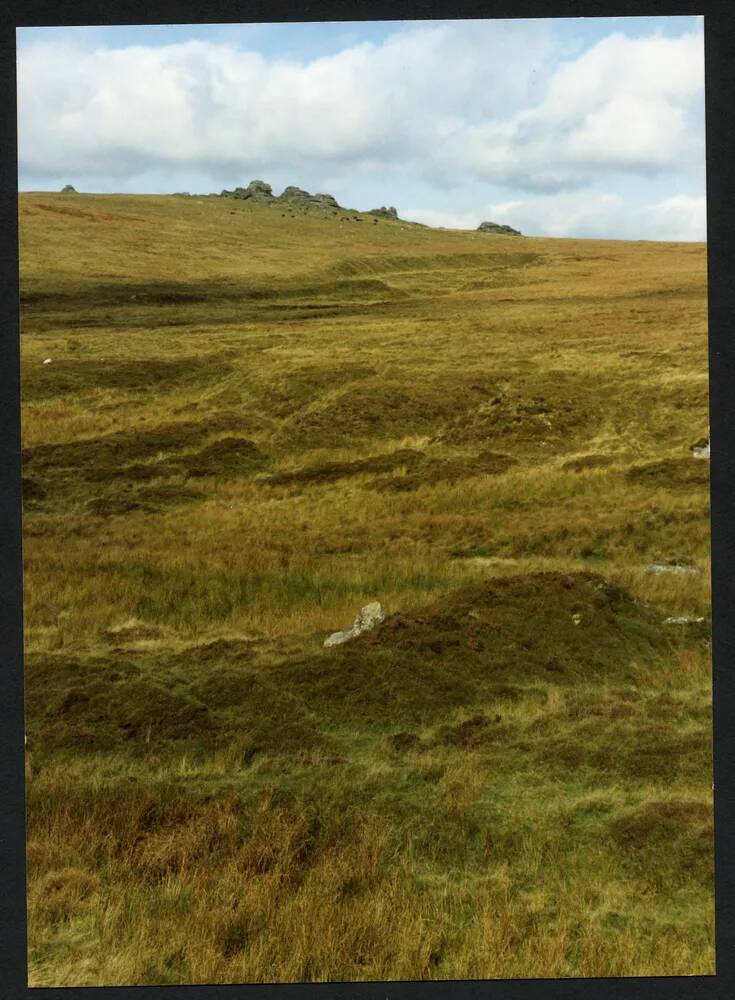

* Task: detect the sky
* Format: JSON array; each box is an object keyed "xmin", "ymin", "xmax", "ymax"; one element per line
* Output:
[{"xmin": 16, "ymin": 16, "xmax": 706, "ymax": 240}]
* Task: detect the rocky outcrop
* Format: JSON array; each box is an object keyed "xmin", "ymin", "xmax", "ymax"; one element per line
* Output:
[
  {"xmin": 219, "ymin": 180, "xmax": 343, "ymax": 211},
  {"xmin": 216, "ymin": 180, "xmax": 410, "ymax": 219},
  {"xmin": 324, "ymin": 602, "xmax": 387, "ymax": 648},
  {"xmin": 280, "ymin": 186, "xmax": 341, "ymax": 210},
  {"xmin": 478, "ymin": 221, "xmax": 522, "ymax": 236},
  {"xmin": 281, "ymin": 185, "xmax": 310, "ymax": 200},
  {"xmin": 367, "ymin": 206, "xmax": 398, "ymax": 220},
  {"xmin": 220, "ymin": 180, "xmax": 275, "ymax": 202}
]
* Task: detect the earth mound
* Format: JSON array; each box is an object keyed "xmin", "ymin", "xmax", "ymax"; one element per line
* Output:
[
  {"xmin": 353, "ymin": 572, "xmax": 667, "ymax": 671},
  {"xmin": 288, "ymin": 572, "xmax": 674, "ymax": 725}
]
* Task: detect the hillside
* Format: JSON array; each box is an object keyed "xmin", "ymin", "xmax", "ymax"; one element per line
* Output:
[{"xmin": 20, "ymin": 191, "xmax": 713, "ymax": 985}]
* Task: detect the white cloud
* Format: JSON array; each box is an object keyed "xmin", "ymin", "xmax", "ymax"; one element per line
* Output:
[
  {"xmin": 437, "ymin": 30, "xmax": 705, "ymax": 191},
  {"xmin": 17, "ymin": 20, "xmax": 704, "ymax": 202},
  {"xmin": 17, "ymin": 22, "xmax": 551, "ymax": 185},
  {"xmin": 403, "ymin": 192, "xmax": 706, "ymax": 241}
]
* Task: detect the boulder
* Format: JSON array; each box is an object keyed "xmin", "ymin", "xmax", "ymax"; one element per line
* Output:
[
  {"xmin": 281, "ymin": 185, "xmax": 311, "ymax": 201},
  {"xmin": 279, "ymin": 187, "xmax": 341, "ymax": 210},
  {"xmin": 368, "ymin": 206, "xmax": 398, "ymax": 220},
  {"xmin": 478, "ymin": 221, "xmax": 522, "ymax": 236},
  {"xmin": 324, "ymin": 601, "xmax": 387, "ymax": 648},
  {"xmin": 246, "ymin": 179, "xmax": 274, "ymax": 200},
  {"xmin": 691, "ymin": 435, "xmax": 710, "ymax": 460},
  {"xmin": 221, "ymin": 180, "xmax": 275, "ymax": 202}
]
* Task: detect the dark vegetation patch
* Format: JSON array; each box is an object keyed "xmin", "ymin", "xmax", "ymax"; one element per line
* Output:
[
  {"xmin": 136, "ymin": 485, "xmax": 205, "ymax": 505},
  {"xmin": 85, "ymin": 485, "xmax": 205, "ymax": 517},
  {"xmin": 22, "ymin": 477, "xmax": 46, "ymax": 507},
  {"xmin": 187, "ymin": 668, "xmax": 326, "ymax": 761},
  {"xmin": 383, "ymin": 732, "xmax": 423, "ymax": 754},
  {"xmin": 171, "ymin": 638, "xmax": 256, "ymax": 667},
  {"xmin": 210, "ymin": 388, "xmax": 242, "ymax": 407},
  {"xmin": 21, "ymin": 202, "xmax": 146, "ymax": 225},
  {"xmin": 357, "ymin": 572, "xmax": 666, "ymax": 666},
  {"xmin": 21, "ymin": 355, "xmax": 231, "ymax": 402},
  {"xmin": 86, "ymin": 496, "xmax": 157, "ymax": 517},
  {"xmin": 536, "ymin": 721, "xmax": 710, "ymax": 782},
  {"xmin": 183, "ymin": 437, "xmax": 266, "ymax": 479},
  {"xmin": 19, "ymin": 277, "xmax": 403, "ymax": 310},
  {"xmin": 626, "ymin": 459, "xmax": 709, "ymax": 489},
  {"xmin": 562, "ymin": 454, "xmax": 614, "ymax": 472},
  {"xmin": 371, "ymin": 451, "xmax": 516, "ymax": 492},
  {"xmin": 279, "ymin": 374, "xmax": 504, "ymax": 445},
  {"xmin": 331, "ymin": 251, "xmax": 542, "ymax": 278},
  {"xmin": 607, "ymin": 800, "xmax": 713, "ymax": 890},
  {"xmin": 265, "ymin": 449, "xmax": 425, "ymax": 487},
  {"xmin": 438, "ymin": 375, "xmax": 606, "ymax": 448},
  {"xmin": 24, "ymin": 648, "xmax": 330, "ymax": 762},
  {"xmin": 253, "ymin": 363, "xmax": 377, "ymax": 420},
  {"xmin": 434, "ymin": 713, "xmax": 504, "ymax": 748},
  {"xmin": 23, "ymin": 412, "xmax": 261, "ymax": 483},
  {"xmin": 24, "ymin": 653, "xmax": 212, "ymax": 754}
]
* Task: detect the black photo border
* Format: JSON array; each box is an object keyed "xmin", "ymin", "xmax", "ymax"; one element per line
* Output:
[{"xmin": 1, "ymin": 1, "xmax": 732, "ymax": 998}]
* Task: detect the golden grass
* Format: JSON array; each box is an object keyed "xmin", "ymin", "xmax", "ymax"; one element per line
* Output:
[{"xmin": 20, "ymin": 191, "xmax": 712, "ymax": 984}]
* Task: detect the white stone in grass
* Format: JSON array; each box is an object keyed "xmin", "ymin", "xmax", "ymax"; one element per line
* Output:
[
  {"xmin": 42, "ymin": 358, "xmax": 52, "ymax": 364},
  {"xmin": 324, "ymin": 601, "xmax": 386, "ymax": 648},
  {"xmin": 646, "ymin": 563, "xmax": 699, "ymax": 576}
]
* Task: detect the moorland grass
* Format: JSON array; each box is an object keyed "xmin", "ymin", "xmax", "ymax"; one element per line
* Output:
[{"xmin": 20, "ymin": 192, "xmax": 712, "ymax": 984}]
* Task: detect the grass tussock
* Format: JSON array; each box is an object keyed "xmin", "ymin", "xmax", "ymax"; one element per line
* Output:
[{"xmin": 20, "ymin": 191, "xmax": 712, "ymax": 984}]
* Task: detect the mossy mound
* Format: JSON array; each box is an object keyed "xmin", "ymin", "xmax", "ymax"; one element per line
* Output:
[
  {"xmin": 607, "ymin": 799, "xmax": 713, "ymax": 890},
  {"xmin": 184, "ymin": 436, "xmax": 266, "ymax": 478},
  {"xmin": 21, "ymin": 355, "xmax": 231, "ymax": 402},
  {"xmin": 626, "ymin": 458, "xmax": 709, "ymax": 489},
  {"xmin": 25, "ymin": 647, "xmax": 331, "ymax": 762},
  {"xmin": 24, "ymin": 654, "xmax": 212, "ymax": 754},
  {"xmin": 358, "ymin": 571, "xmax": 665, "ymax": 664},
  {"xmin": 22, "ymin": 477, "xmax": 47, "ymax": 507},
  {"xmin": 562, "ymin": 454, "xmax": 613, "ymax": 472},
  {"xmin": 265, "ymin": 449, "xmax": 424, "ymax": 488},
  {"xmin": 278, "ymin": 375, "xmax": 503, "ymax": 446},
  {"xmin": 371, "ymin": 451, "xmax": 516, "ymax": 491},
  {"xmin": 285, "ymin": 572, "xmax": 672, "ymax": 725},
  {"xmin": 437, "ymin": 373, "xmax": 606, "ymax": 450},
  {"xmin": 23, "ymin": 411, "xmax": 255, "ymax": 473}
]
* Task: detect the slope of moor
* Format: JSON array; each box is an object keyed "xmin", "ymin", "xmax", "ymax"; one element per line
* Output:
[{"xmin": 20, "ymin": 192, "xmax": 712, "ymax": 984}]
